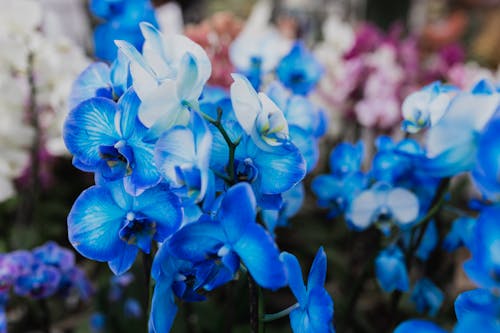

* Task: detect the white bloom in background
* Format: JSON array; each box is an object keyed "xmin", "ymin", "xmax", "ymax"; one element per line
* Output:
[
  {"xmin": 0, "ymin": 0, "xmax": 91, "ymax": 201},
  {"xmin": 311, "ymin": 13, "xmax": 356, "ymax": 138},
  {"xmin": 321, "ymin": 15, "xmax": 355, "ymax": 55},
  {"xmin": 229, "ymin": 0, "xmax": 292, "ymax": 74},
  {"xmin": 33, "ymin": 37, "xmax": 90, "ymax": 156},
  {"xmin": 0, "ymin": 75, "xmax": 33, "ymax": 202},
  {"xmin": 447, "ymin": 61, "xmax": 500, "ymax": 90}
]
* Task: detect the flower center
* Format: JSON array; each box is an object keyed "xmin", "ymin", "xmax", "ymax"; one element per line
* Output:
[{"xmin": 119, "ymin": 212, "xmax": 157, "ymax": 253}]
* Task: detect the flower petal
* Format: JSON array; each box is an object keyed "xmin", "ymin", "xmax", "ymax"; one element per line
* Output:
[
  {"xmin": 280, "ymin": 252, "xmax": 307, "ymax": 305},
  {"xmin": 68, "ymin": 185, "xmax": 125, "ymax": 262},
  {"xmin": 149, "ymin": 275, "xmax": 178, "ymax": 333},
  {"xmin": 230, "ymin": 73, "xmax": 260, "ymax": 135},
  {"xmin": 307, "ymin": 247, "xmax": 327, "ymax": 290},
  {"xmin": 108, "ymin": 245, "xmax": 139, "ymax": 275},
  {"xmin": 63, "ymin": 97, "xmax": 120, "ymax": 167},
  {"xmin": 255, "ymin": 142, "xmax": 306, "ymax": 194},
  {"xmin": 133, "ymin": 183, "xmax": 182, "ymax": 241},
  {"xmin": 168, "ymin": 221, "xmax": 226, "ymax": 262},
  {"xmin": 233, "ymin": 223, "xmax": 286, "ymax": 290},
  {"xmin": 218, "ymin": 183, "xmax": 256, "ymax": 243},
  {"xmin": 69, "ymin": 62, "xmax": 112, "ymax": 110},
  {"xmin": 387, "ymin": 188, "xmax": 419, "ymax": 225}
]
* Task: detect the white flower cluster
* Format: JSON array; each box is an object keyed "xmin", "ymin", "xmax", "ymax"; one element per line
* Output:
[{"xmin": 0, "ymin": 0, "xmax": 90, "ymax": 202}]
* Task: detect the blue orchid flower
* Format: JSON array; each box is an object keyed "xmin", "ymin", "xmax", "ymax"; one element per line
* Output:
[
  {"xmin": 401, "ymin": 81, "xmax": 458, "ymax": 133},
  {"xmin": 265, "ymin": 81, "xmax": 327, "ymax": 172},
  {"xmin": 68, "ymin": 180, "xmax": 182, "ymax": 275},
  {"xmin": 442, "ymin": 217, "xmax": 475, "ymax": 252},
  {"xmin": 463, "ymin": 205, "xmax": 500, "ymax": 289},
  {"xmin": 231, "ymin": 74, "xmax": 290, "ymax": 151},
  {"xmin": 394, "ymin": 319, "xmax": 448, "ymax": 333},
  {"xmin": 312, "ymin": 142, "xmax": 366, "ymax": 218},
  {"xmin": 14, "ymin": 263, "xmax": 61, "ymax": 299},
  {"xmin": 472, "ymin": 107, "xmax": 500, "ymax": 201},
  {"xmin": 64, "ymin": 89, "xmax": 161, "ymax": 195},
  {"xmin": 411, "ymin": 278, "xmax": 444, "ymax": 316},
  {"xmin": 32, "ymin": 241, "xmax": 75, "ymax": 271},
  {"xmin": 116, "ymin": 22, "xmax": 211, "ymax": 138},
  {"xmin": 266, "ymin": 81, "xmax": 327, "ymax": 138},
  {"xmin": 154, "ymin": 111, "xmax": 212, "ymax": 203},
  {"xmin": 421, "ymin": 79, "xmax": 500, "ymax": 177},
  {"xmin": 329, "ymin": 141, "xmax": 364, "ymax": 177},
  {"xmin": 69, "ymin": 49, "xmax": 131, "ymax": 110},
  {"xmin": 168, "ymin": 182, "xmax": 287, "ymax": 290},
  {"xmin": 374, "ymin": 245, "xmax": 409, "ymax": 292},
  {"xmin": 280, "ymin": 247, "xmax": 335, "ymax": 333},
  {"xmin": 149, "ymin": 239, "xmax": 236, "ymax": 333},
  {"xmin": 90, "ymin": 0, "xmax": 158, "ymax": 62},
  {"xmin": 347, "ymin": 182, "xmax": 419, "ymax": 232},
  {"xmin": 371, "ymin": 136, "xmax": 425, "ymax": 185},
  {"xmin": 276, "ymin": 41, "xmax": 323, "ymax": 96},
  {"xmin": 209, "ymin": 115, "xmax": 305, "ymax": 209}
]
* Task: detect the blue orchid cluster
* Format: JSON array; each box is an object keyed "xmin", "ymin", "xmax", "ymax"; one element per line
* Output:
[
  {"xmin": 231, "ymin": 39, "xmax": 327, "ymax": 232},
  {"xmin": 312, "ymin": 79, "xmax": 499, "ymax": 315},
  {"xmin": 312, "ymin": 133, "xmax": 445, "ymax": 314},
  {"xmin": 89, "ymin": 0, "xmax": 159, "ymax": 62},
  {"xmin": 64, "ymin": 22, "xmax": 334, "ymax": 332},
  {"xmin": 0, "ymin": 241, "xmax": 92, "ymax": 332},
  {"xmin": 379, "ymin": 79, "xmax": 500, "ymax": 331}
]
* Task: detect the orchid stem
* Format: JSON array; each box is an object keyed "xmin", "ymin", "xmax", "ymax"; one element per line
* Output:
[
  {"xmin": 142, "ymin": 252, "xmax": 153, "ymax": 327},
  {"xmin": 248, "ymin": 275, "xmax": 264, "ymax": 333},
  {"xmin": 263, "ymin": 303, "xmax": 299, "ymax": 322}
]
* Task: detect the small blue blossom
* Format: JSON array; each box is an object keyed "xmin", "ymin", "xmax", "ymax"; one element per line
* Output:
[
  {"xmin": 347, "ymin": 182, "xmax": 419, "ymax": 232},
  {"xmin": 411, "ymin": 278, "xmax": 444, "ymax": 316},
  {"xmin": 276, "ymin": 41, "xmax": 323, "ymax": 95},
  {"xmin": 90, "ymin": 0, "xmax": 158, "ymax": 62},
  {"xmin": 311, "ymin": 141, "xmax": 366, "ymax": 218},
  {"xmin": 442, "ymin": 217, "xmax": 475, "ymax": 252},
  {"xmin": 280, "ymin": 247, "xmax": 335, "ymax": 333},
  {"xmin": 374, "ymin": 245, "xmax": 409, "ymax": 292}
]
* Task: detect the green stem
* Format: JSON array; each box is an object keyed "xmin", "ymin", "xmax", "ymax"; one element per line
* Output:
[
  {"xmin": 263, "ymin": 303, "xmax": 299, "ymax": 322},
  {"xmin": 248, "ymin": 275, "xmax": 264, "ymax": 333},
  {"xmin": 209, "ymin": 120, "xmax": 239, "ymax": 183},
  {"xmin": 39, "ymin": 299, "xmax": 51, "ymax": 333},
  {"xmin": 143, "ymin": 252, "xmax": 153, "ymax": 327},
  {"xmin": 391, "ymin": 178, "xmax": 451, "ymax": 314},
  {"xmin": 16, "ymin": 51, "xmax": 39, "ymax": 227},
  {"xmin": 409, "ymin": 178, "xmax": 451, "ymax": 255}
]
